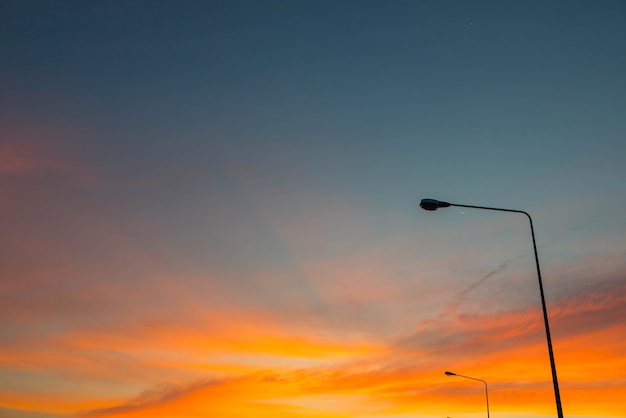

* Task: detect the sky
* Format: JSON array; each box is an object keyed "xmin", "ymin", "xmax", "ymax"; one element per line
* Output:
[{"xmin": 1, "ymin": 0, "xmax": 625, "ymax": 417}]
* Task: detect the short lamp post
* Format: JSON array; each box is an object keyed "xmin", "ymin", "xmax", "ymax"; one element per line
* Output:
[
  {"xmin": 421, "ymin": 198, "xmax": 563, "ymax": 418},
  {"xmin": 445, "ymin": 371, "xmax": 489, "ymax": 418}
]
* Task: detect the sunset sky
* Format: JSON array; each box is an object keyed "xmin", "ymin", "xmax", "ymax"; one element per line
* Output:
[{"xmin": 1, "ymin": 1, "xmax": 626, "ymax": 417}]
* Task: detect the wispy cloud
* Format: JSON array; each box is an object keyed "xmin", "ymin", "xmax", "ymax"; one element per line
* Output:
[
  {"xmin": 77, "ymin": 379, "xmax": 227, "ymax": 417},
  {"xmin": 442, "ymin": 259, "xmax": 512, "ymax": 316}
]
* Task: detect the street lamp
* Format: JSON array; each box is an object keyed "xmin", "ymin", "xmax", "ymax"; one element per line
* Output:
[
  {"xmin": 445, "ymin": 371, "xmax": 490, "ymax": 418},
  {"xmin": 420, "ymin": 198, "xmax": 563, "ymax": 418}
]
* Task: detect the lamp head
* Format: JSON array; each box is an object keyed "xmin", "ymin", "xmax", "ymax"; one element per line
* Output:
[
  {"xmin": 420, "ymin": 198, "xmax": 451, "ymax": 211},
  {"xmin": 445, "ymin": 371, "xmax": 456, "ymax": 376}
]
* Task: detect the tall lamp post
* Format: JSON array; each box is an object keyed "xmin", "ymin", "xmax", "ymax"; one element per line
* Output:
[
  {"xmin": 420, "ymin": 198, "xmax": 563, "ymax": 418},
  {"xmin": 445, "ymin": 371, "xmax": 489, "ymax": 418}
]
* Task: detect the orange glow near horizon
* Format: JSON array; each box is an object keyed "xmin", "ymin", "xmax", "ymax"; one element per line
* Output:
[{"xmin": 2, "ymin": 272, "xmax": 625, "ymax": 418}]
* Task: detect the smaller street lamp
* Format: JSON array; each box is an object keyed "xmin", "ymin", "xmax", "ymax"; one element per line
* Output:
[{"xmin": 445, "ymin": 371, "xmax": 490, "ymax": 418}]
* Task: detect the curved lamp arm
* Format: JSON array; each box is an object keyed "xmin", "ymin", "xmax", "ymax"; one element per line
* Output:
[{"xmin": 445, "ymin": 371, "xmax": 489, "ymax": 418}]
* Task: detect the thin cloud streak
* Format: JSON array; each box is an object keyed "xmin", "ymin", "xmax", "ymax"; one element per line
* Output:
[{"xmin": 77, "ymin": 379, "xmax": 227, "ymax": 418}]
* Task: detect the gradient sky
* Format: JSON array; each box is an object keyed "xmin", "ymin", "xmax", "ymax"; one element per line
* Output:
[{"xmin": 1, "ymin": 1, "xmax": 626, "ymax": 417}]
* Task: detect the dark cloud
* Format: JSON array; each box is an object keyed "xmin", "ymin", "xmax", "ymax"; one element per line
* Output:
[
  {"xmin": 393, "ymin": 272, "xmax": 626, "ymax": 359},
  {"xmin": 552, "ymin": 275, "xmax": 626, "ymax": 339}
]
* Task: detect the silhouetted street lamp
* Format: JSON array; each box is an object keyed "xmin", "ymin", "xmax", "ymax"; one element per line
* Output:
[
  {"xmin": 445, "ymin": 371, "xmax": 489, "ymax": 418},
  {"xmin": 421, "ymin": 198, "xmax": 563, "ymax": 418}
]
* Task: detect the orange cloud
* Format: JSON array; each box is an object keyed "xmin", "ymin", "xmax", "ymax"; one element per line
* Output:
[{"xmin": 52, "ymin": 270, "xmax": 622, "ymax": 416}]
